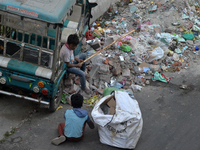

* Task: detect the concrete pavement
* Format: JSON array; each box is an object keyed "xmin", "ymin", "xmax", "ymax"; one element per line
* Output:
[{"xmin": 1, "ymin": 61, "xmax": 200, "ymax": 150}]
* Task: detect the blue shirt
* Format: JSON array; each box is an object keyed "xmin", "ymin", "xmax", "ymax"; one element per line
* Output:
[{"xmin": 64, "ymin": 108, "xmax": 90, "ymax": 138}]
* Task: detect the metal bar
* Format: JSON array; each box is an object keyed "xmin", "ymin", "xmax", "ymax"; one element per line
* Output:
[
  {"xmin": 35, "ymin": 34, "xmax": 37, "ymax": 46},
  {"xmin": 28, "ymin": 33, "xmax": 31, "ymax": 44},
  {"xmin": 20, "ymin": 43, "xmax": 24, "ymax": 61},
  {"xmin": 41, "ymin": 36, "xmax": 43, "ymax": 48},
  {"xmin": 23, "ymin": 32, "xmax": 25, "ymax": 42},
  {"xmin": 3, "ymin": 37, "xmax": 53, "ymax": 54},
  {"xmin": 0, "ymin": 90, "xmax": 49, "ymax": 105},
  {"xmin": 38, "ymin": 47, "xmax": 42, "ymax": 65},
  {"xmin": 51, "ymin": 26, "xmax": 59, "ymax": 81},
  {"xmin": 47, "ymin": 37, "xmax": 50, "ymax": 50},
  {"xmin": 16, "ymin": 30, "xmax": 18, "ymax": 41},
  {"xmin": 3, "ymin": 39, "xmax": 6, "ymax": 56},
  {"xmin": 3, "ymin": 25, "xmax": 6, "ymax": 56}
]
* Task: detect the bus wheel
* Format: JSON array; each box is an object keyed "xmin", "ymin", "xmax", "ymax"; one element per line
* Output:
[{"xmin": 49, "ymin": 80, "xmax": 63, "ymax": 112}]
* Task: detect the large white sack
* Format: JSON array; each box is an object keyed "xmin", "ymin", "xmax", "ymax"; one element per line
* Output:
[{"xmin": 91, "ymin": 91, "xmax": 143, "ymax": 149}]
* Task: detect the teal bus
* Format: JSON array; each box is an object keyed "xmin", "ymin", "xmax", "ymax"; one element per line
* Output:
[{"xmin": 0, "ymin": 0, "xmax": 97, "ymax": 111}]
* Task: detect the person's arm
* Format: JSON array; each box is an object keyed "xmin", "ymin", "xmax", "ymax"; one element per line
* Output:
[
  {"xmin": 74, "ymin": 57, "xmax": 84, "ymax": 63},
  {"xmin": 66, "ymin": 62, "xmax": 82, "ymax": 68},
  {"xmin": 86, "ymin": 116, "xmax": 95, "ymax": 129},
  {"xmin": 87, "ymin": 121, "xmax": 95, "ymax": 129}
]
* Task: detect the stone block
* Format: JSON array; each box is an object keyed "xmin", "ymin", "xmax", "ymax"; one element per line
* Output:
[
  {"xmin": 74, "ymin": 77, "xmax": 80, "ymax": 85},
  {"xmin": 68, "ymin": 84, "xmax": 80, "ymax": 94},
  {"xmin": 122, "ymin": 68, "xmax": 131, "ymax": 77},
  {"xmin": 64, "ymin": 78, "xmax": 73, "ymax": 87},
  {"xmin": 99, "ymin": 64, "xmax": 110, "ymax": 73},
  {"xmin": 149, "ymin": 64, "xmax": 160, "ymax": 72},
  {"xmin": 112, "ymin": 63, "xmax": 122, "ymax": 76},
  {"xmin": 99, "ymin": 73, "xmax": 112, "ymax": 83},
  {"xmin": 89, "ymin": 65, "xmax": 100, "ymax": 80}
]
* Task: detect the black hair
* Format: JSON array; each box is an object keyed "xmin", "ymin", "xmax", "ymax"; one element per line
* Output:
[
  {"xmin": 71, "ymin": 93, "xmax": 83, "ymax": 108},
  {"xmin": 67, "ymin": 34, "xmax": 79, "ymax": 46}
]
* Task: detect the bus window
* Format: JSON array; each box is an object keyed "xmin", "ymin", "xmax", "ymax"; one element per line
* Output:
[
  {"xmin": 0, "ymin": 25, "xmax": 3, "ymax": 36},
  {"xmin": 30, "ymin": 34, "xmax": 36, "ymax": 45},
  {"xmin": 6, "ymin": 27, "xmax": 11, "ymax": 38},
  {"xmin": 18, "ymin": 32, "xmax": 23, "ymax": 42},
  {"xmin": 0, "ymin": 39, "xmax": 3, "ymax": 55},
  {"xmin": 23, "ymin": 47, "xmax": 39, "ymax": 64},
  {"xmin": 24, "ymin": 34, "xmax": 29, "ymax": 43},
  {"xmin": 49, "ymin": 39, "xmax": 55, "ymax": 50},
  {"xmin": 41, "ymin": 51, "xmax": 52, "ymax": 68},
  {"xmin": 37, "ymin": 35, "xmax": 42, "ymax": 47},
  {"xmin": 42, "ymin": 37, "xmax": 48, "ymax": 48},
  {"xmin": 6, "ymin": 42, "xmax": 21, "ymax": 59}
]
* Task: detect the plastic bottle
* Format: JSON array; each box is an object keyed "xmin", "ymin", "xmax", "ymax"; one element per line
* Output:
[
  {"xmin": 86, "ymin": 50, "xmax": 91, "ymax": 58},
  {"xmin": 121, "ymin": 20, "xmax": 127, "ymax": 29}
]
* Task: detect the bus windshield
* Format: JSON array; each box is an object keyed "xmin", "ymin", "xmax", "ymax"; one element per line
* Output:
[{"xmin": 0, "ymin": 13, "xmax": 56, "ymax": 69}]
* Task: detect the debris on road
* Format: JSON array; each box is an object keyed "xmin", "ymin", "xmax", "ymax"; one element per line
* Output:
[{"xmin": 62, "ymin": 0, "xmax": 200, "ymax": 101}]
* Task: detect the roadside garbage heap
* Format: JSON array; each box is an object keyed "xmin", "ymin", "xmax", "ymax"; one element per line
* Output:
[{"xmin": 62, "ymin": 0, "xmax": 200, "ymax": 103}]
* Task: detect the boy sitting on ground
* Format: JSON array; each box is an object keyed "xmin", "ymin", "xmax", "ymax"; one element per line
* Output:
[{"xmin": 51, "ymin": 93, "xmax": 95, "ymax": 145}]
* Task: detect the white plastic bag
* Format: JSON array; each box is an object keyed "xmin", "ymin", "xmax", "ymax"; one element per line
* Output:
[
  {"xmin": 91, "ymin": 91, "xmax": 143, "ymax": 149},
  {"xmin": 149, "ymin": 47, "xmax": 164, "ymax": 62}
]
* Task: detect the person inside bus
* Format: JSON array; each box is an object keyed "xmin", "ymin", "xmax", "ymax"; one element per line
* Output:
[{"xmin": 60, "ymin": 34, "xmax": 91, "ymax": 97}]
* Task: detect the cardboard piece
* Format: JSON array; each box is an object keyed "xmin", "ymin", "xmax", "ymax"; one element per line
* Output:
[
  {"xmin": 109, "ymin": 107, "xmax": 115, "ymax": 115},
  {"xmin": 107, "ymin": 98, "xmax": 116, "ymax": 107},
  {"xmin": 100, "ymin": 95, "xmax": 116, "ymax": 115},
  {"xmin": 139, "ymin": 61, "xmax": 149, "ymax": 68}
]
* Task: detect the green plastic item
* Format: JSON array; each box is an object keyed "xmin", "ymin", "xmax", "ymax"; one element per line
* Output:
[
  {"xmin": 152, "ymin": 72, "xmax": 167, "ymax": 83},
  {"xmin": 103, "ymin": 87, "xmax": 124, "ymax": 97},
  {"xmin": 121, "ymin": 44, "xmax": 131, "ymax": 52},
  {"xmin": 61, "ymin": 93, "xmax": 70, "ymax": 104},
  {"xmin": 182, "ymin": 34, "xmax": 195, "ymax": 40},
  {"xmin": 93, "ymin": 32, "xmax": 100, "ymax": 38}
]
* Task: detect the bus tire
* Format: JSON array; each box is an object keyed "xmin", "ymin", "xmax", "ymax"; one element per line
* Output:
[{"xmin": 49, "ymin": 80, "xmax": 63, "ymax": 112}]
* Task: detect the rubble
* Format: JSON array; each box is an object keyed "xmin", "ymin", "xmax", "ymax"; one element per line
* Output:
[{"xmin": 62, "ymin": 0, "xmax": 200, "ymax": 102}]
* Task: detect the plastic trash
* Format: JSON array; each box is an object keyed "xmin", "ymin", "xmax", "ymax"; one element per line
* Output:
[
  {"xmin": 143, "ymin": 67, "xmax": 150, "ymax": 73},
  {"xmin": 86, "ymin": 50, "xmax": 91, "ymax": 57},
  {"xmin": 193, "ymin": 25, "xmax": 200, "ymax": 31},
  {"xmin": 172, "ymin": 22, "xmax": 180, "ymax": 26},
  {"xmin": 168, "ymin": 50, "xmax": 174, "ymax": 55},
  {"xmin": 195, "ymin": 46, "xmax": 199, "ymax": 51},
  {"xmin": 121, "ymin": 20, "xmax": 127, "ymax": 29},
  {"xmin": 148, "ymin": 5, "xmax": 157, "ymax": 13},
  {"xmin": 130, "ymin": 6, "xmax": 137, "ymax": 13},
  {"xmin": 182, "ymin": 46, "xmax": 188, "ymax": 53},
  {"xmin": 83, "ymin": 95, "xmax": 101, "ymax": 107},
  {"xmin": 179, "ymin": 85, "xmax": 188, "ymax": 90},
  {"xmin": 175, "ymin": 48, "xmax": 182, "ymax": 54},
  {"xmin": 91, "ymin": 55, "xmax": 106, "ymax": 66},
  {"xmin": 110, "ymin": 77, "xmax": 116, "ymax": 87},
  {"xmin": 121, "ymin": 44, "xmax": 131, "ymax": 52},
  {"xmin": 182, "ymin": 34, "xmax": 195, "ymax": 40},
  {"xmin": 149, "ymin": 47, "xmax": 164, "ymax": 62},
  {"xmin": 103, "ymin": 87, "xmax": 124, "ymax": 96},
  {"xmin": 155, "ymin": 33, "xmax": 173, "ymax": 43},
  {"xmin": 173, "ymin": 53, "xmax": 179, "ymax": 61},
  {"xmin": 182, "ymin": 14, "xmax": 189, "ymax": 19},
  {"xmin": 131, "ymin": 84, "xmax": 143, "ymax": 91},
  {"xmin": 114, "ymin": 82, "xmax": 124, "ymax": 89},
  {"xmin": 152, "ymin": 72, "xmax": 171, "ymax": 83}
]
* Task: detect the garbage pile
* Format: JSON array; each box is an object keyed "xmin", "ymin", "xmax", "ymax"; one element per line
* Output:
[{"xmin": 63, "ymin": 0, "xmax": 200, "ymax": 101}]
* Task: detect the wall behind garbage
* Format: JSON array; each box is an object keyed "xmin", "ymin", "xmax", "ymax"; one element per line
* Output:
[{"xmin": 89, "ymin": 0, "xmax": 120, "ymax": 23}]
